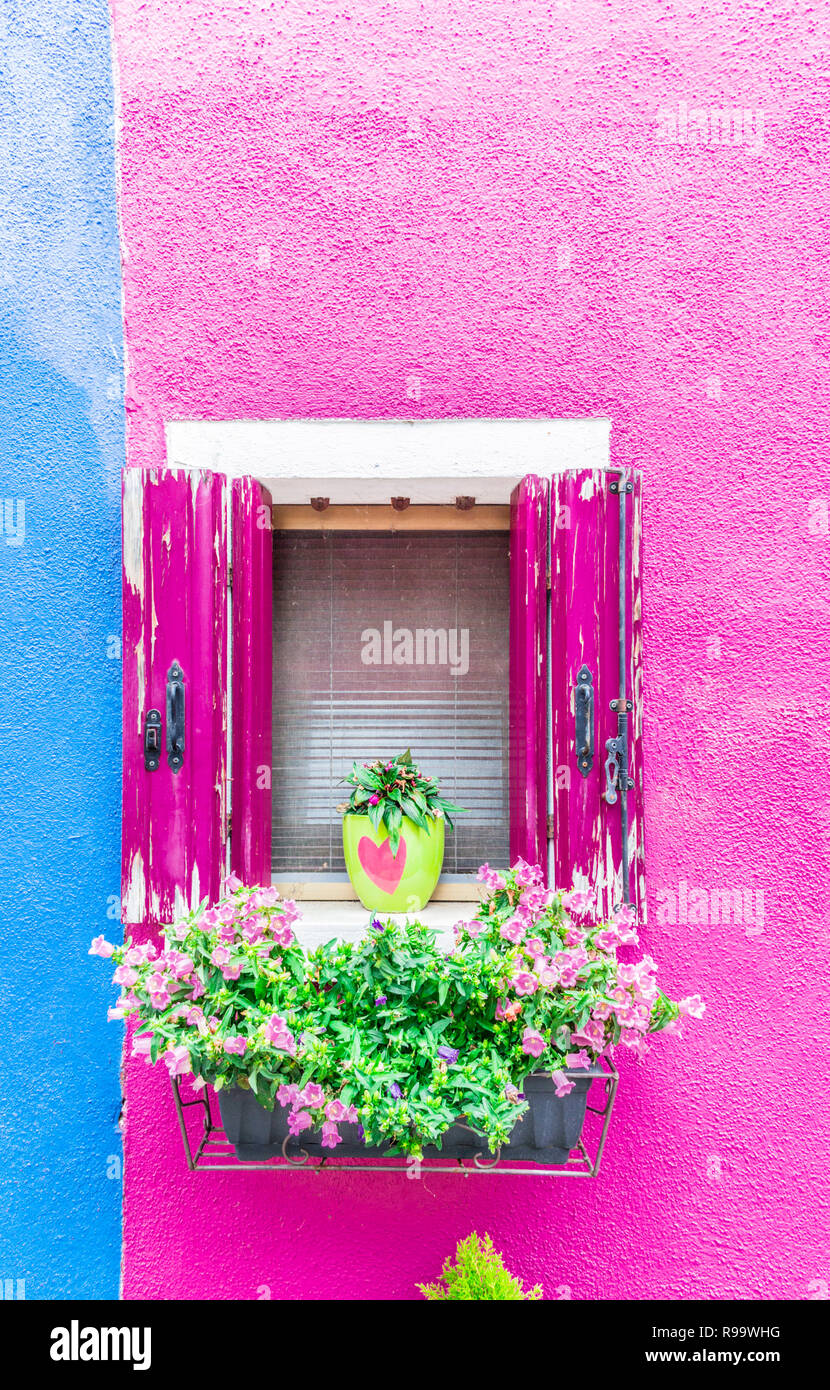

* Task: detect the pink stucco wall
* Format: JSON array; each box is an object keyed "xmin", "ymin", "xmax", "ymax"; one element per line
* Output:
[{"xmin": 112, "ymin": 0, "xmax": 830, "ymax": 1299}]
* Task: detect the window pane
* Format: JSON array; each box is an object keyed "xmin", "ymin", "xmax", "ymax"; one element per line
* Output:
[{"xmin": 271, "ymin": 529, "xmax": 510, "ymax": 877}]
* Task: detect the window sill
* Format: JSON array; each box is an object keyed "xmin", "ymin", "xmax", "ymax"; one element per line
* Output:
[{"xmin": 288, "ymin": 899, "xmax": 470, "ymax": 951}]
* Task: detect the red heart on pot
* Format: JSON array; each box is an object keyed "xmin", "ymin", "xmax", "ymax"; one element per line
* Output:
[{"xmin": 357, "ymin": 835, "xmax": 407, "ymax": 893}]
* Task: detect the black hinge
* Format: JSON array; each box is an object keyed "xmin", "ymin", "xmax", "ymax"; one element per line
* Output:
[
  {"xmin": 546, "ymin": 813, "xmax": 555, "ymax": 840},
  {"xmin": 226, "ymin": 812, "xmax": 232, "ymax": 840},
  {"xmin": 227, "ymin": 562, "xmax": 233, "ymax": 589}
]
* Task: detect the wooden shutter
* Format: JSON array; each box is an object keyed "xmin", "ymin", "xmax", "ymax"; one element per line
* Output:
[
  {"xmin": 230, "ymin": 476, "xmax": 273, "ymax": 885},
  {"xmin": 508, "ymin": 475, "xmax": 549, "ymax": 876},
  {"xmin": 549, "ymin": 468, "xmax": 645, "ymax": 918},
  {"xmin": 122, "ymin": 467, "xmax": 273, "ymax": 927}
]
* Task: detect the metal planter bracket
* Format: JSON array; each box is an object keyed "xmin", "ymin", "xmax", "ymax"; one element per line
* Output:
[{"xmin": 171, "ymin": 1061, "xmax": 619, "ymax": 1179}]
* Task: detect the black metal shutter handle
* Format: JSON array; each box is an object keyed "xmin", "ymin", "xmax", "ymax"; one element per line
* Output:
[{"xmin": 166, "ymin": 661, "xmax": 185, "ymax": 773}]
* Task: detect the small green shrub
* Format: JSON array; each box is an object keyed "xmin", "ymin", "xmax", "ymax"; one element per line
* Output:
[{"xmin": 418, "ymin": 1233, "xmax": 542, "ymax": 1301}]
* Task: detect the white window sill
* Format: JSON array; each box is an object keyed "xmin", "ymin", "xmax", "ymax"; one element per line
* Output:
[{"xmin": 288, "ymin": 900, "xmax": 472, "ymax": 952}]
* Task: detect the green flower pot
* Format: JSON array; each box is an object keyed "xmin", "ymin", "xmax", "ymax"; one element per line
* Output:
[{"xmin": 342, "ymin": 812, "xmax": 445, "ymax": 912}]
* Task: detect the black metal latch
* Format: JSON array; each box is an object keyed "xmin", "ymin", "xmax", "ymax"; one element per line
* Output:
[
  {"xmin": 143, "ymin": 709, "xmax": 162, "ymax": 771},
  {"xmin": 166, "ymin": 661, "xmax": 185, "ymax": 774},
  {"xmin": 574, "ymin": 665, "xmax": 594, "ymax": 776},
  {"xmin": 603, "ymin": 730, "xmax": 634, "ymax": 806}
]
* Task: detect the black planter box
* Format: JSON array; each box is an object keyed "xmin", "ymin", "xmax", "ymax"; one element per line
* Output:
[{"xmin": 216, "ymin": 1068, "xmax": 604, "ymax": 1166}]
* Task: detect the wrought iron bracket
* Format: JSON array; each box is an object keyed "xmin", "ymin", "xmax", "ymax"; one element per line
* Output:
[{"xmin": 171, "ymin": 1062, "xmax": 619, "ymax": 1179}]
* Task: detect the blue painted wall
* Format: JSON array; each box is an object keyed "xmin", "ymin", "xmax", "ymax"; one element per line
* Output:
[{"xmin": 0, "ymin": 1, "xmax": 124, "ymax": 1297}]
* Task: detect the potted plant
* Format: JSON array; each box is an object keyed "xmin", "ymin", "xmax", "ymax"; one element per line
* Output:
[
  {"xmin": 418, "ymin": 1233, "xmax": 542, "ymax": 1300},
  {"xmin": 337, "ymin": 749, "xmax": 464, "ymax": 911},
  {"xmin": 91, "ymin": 861, "xmax": 703, "ymax": 1166}
]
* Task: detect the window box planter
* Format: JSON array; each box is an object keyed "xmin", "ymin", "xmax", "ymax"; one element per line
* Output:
[{"xmin": 215, "ymin": 1065, "xmax": 607, "ymax": 1166}]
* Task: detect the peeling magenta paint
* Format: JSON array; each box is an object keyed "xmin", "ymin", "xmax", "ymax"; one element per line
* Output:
[{"xmin": 113, "ymin": 1, "xmax": 830, "ymax": 1299}]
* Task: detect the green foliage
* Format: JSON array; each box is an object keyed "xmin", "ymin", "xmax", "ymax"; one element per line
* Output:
[
  {"xmin": 418, "ymin": 1233, "xmax": 542, "ymax": 1301},
  {"xmin": 338, "ymin": 749, "xmax": 465, "ymax": 852},
  {"xmin": 93, "ymin": 862, "xmax": 698, "ymax": 1158}
]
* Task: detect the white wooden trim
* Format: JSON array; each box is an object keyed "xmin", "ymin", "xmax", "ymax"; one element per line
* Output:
[{"xmin": 165, "ymin": 417, "xmax": 611, "ymax": 504}]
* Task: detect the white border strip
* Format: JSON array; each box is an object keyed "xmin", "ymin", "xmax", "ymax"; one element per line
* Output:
[{"xmin": 166, "ymin": 418, "xmax": 611, "ymax": 504}]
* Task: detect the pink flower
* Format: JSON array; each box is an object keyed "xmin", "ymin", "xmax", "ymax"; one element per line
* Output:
[
  {"xmin": 113, "ymin": 964, "xmax": 138, "ymax": 987},
  {"xmin": 613, "ymin": 905, "xmax": 637, "ymax": 930},
  {"xmin": 171, "ymin": 954, "xmax": 194, "ymax": 979},
  {"xmin": 107, "ymin": 1006, "xmax": 124, "ymax": 1021},
  {"xmin": 242, "ymin": 917, "xmax": 266, "ymax": 945},
  {"xmin": 551, "ymin": 1069, "xmax": 575, "ymax": 1098},
  {"xmin": 211, "ymin": 946, "xmax": 231, "ymax": 967},
  {"xmin": 535, "ymin": 965, "xmax": 558, "ymax": 989},
  {"xmin": 220, "ymin": 960, "xmax": 243, "ymax": 981},
  {"xmin": 222, "ymin": 1035, "xmax": 247, "ymax": 1056},
  {"xmin": 495, "ymin": 997, "xmax": 523, "ymax": 1022},
  {"xmin": 510, "ymin": 971, "xmax": 538, "ymax": 997},
  {"xmin": 89, "ymin": 935, "xmax": 115, "ymax": 958},
  {"xmin": 124, "ymin": 944, "xmax": 152, "ymax": 966},
  {"xmin": 253, "ymin": 886, "xmax": 281, "ymax": 908},
  {"xmin": 301, "ymin": 1083, "xmax": 326, "ymax": 1109},
  {"xmin": 521, "ymin": 1027, "xmax": 546, "ymax": 1058},
  {"xmin": 565, "ymin": 1049, "xmax": 592, "ymax": 1069},
  {"xmin": 571, "ymin": 1019, "xmax": 606, "ymax": 1049},
  {"xmin": 477, "ymin": 862, "xmax": 506, "ymax": 890},
  {"xmin": 524, "ymin": 936, "xmax": 545, "ymax": 958},
  {"xmin": 511, "ymin": 858, "xmax": 544, "ymax": 888},
  {"xmin": 320, "ymin": 1120, "xmax": 342, "ymax": 1148},
  {"xmin": 679, "ymin": 994, "xmax": 705, "ymax": 1019},
  {"xmin": 163, "ymin": 1044, "xmax": 192, "ymax": 1077},
  {"xmin": 325, "ymin": 1099, "xmax": 348, "ymax": 1122},
  {"xmin": 287, "ymin": 1109, "xmax": 312, "ymax": 1135},
  {"xmin": 201, "ymin": 908, "xmax": 221, "ymax": 929},
  {"xmin": 189, "ymin": 976, "xmax": 206, "ymax": 999},
  {"xmin": 368, "ymin": 793, "xmax": 380, "ymax": 805},
  {"xmin": 217, "ymin": 904, "xmax": 236, "ymax": 924},
  {"xmin": 223, "ymin": 873, "xmax": 243, "ymax": 892},
  {"xmin": 131, "ymin": 1035, "xmax": 153, "ymax": 1064},
  {"xmin": 564, "ymin": 926, "xmax": 587, "ymax": 948},
  {"xmin": 264, "ymin": 1015, "xmax": 296, "ymax": 1053},
  {"xmin": 561, "ymin": 889, "xmax": 593, "ymax": 915},
  {"xmin": 272, "ymin": 924, "xmax": 294, "ymax": 949},
  {"xmin": 277, "ymin": 1083, "xmax": 301, "ymax": 1108},
  {"xmin": 499, "ymin": 918, "xmax": 526, "ymax": 945},
  {"xmin": 620, "ymin": 1029, "xmax": 650, "ymax": 1058}
]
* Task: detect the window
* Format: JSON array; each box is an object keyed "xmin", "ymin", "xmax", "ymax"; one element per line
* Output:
[{"xmin": 121, "ymin": 421, "xmax": 644, "ymax": 930}]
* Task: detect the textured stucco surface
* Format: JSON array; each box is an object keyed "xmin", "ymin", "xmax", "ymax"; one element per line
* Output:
[
  {"xmin": 0, "ymin": 1, "xmax": 125, "ymax": 1298},
  {"xmin": 112, "ymin": 1, "xmax": 830, "ymax": 1299}
]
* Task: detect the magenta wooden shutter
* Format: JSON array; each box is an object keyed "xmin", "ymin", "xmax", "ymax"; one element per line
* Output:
[
  {"xmin": 122, "ymin": 467, "xmax": 229, "ymax": 925},
  {"xmin": 509, "ymin": 475, "xmax": 549, "ymax": 876},
  {"xmin": 230, "ymin": 476, "xmax": 273, "ymax": 885},
  {"xmin": 122, "ymin": 467, "xmax": 274, "ymax": 926},
  {"xmin": 549, "ymin": 468, "xmax": 645, "ymax": 918}
]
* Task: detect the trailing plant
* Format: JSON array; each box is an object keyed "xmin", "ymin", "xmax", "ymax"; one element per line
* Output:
[
  {"xmin": 336, "ymin": 748, "xmax": 464, "ymax": 852},
  {"xmin": 91, "ymin": 861, "xmax": 703, "ymax": 1159},
  {"xmin": 418, "ymin": 1233, "xmax": 542, "ymax": 1301}
]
